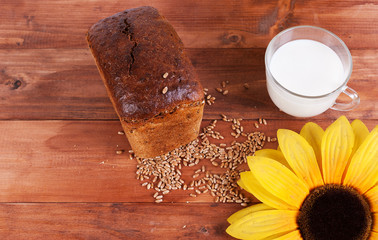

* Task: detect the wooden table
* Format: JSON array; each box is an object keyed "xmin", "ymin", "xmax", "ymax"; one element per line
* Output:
[{"xmin": 0, "ymin": 0, "xmax": 377, "ymax": 239}]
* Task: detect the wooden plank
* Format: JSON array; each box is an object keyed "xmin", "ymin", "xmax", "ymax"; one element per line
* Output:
[
  {"xmin": 0, "ymin": 202, "xmax": 237, "ymax": 239},
  {"xmin": 0, "ymin": 119, "xmax": 376, "ymax": 203},
  {"xmin": 0, "ymin": 48, "xmax": 376, "ymax": 120},
  {"xmin": 0, "ymin": 0, "xmax": 377, "ymax": 49}
]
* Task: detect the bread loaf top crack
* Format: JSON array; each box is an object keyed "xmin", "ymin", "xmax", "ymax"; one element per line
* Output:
[{"xmin": 87, "ymin": 6, "xmax": 204, "ymax": 122}]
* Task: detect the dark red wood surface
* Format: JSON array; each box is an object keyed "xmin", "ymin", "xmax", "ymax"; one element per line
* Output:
[{"xmin": 0, "ymin": 0, "xmax": 377, "ymax": 239}]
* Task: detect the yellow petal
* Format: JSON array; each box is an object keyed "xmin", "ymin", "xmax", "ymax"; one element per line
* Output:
[
  {"xmin": 255, "ymin": 149, "xmax": 291, "ymax": 170},
  {"xmin": 237, "ymin": 178, "xmax": 248, "ymax": 191},
  {"xmin": 364, "ymin": 185, "xmax": 378, "ymax": 213},
  {"xmin": 263, "ymin": 230, "xmax": 303, "ymax": 240},
  {"xmin": 370, "ymin": 231, "xmax": 378, "ymax": 238},
  {"xmin": 344, "ymin": 126, "xmax": 378, "ymax": 193},
  {"xmin": 342, "ymin": 120, "xmax": 371, "ymax": 181},
  {"xmin": 351, "ymin": 119, "xmax": 370, "ymax": 156},
  {"xmin": 300, "ymin": 122, "xmax": 324, "ymax": 172},
  {"xmin": 227, "ymin": 203, "xmax": 274, "ymax": 224},
  {"xmin": 248, "ymin": 156, "xmax": 309, "ymax": 209},
  {"xmin": 240, "ymin": 171, "xmax": 296, "ymax": 210},
  {"xmin": 278, "ymin": 129, "xmax": 323, "ymax": 189},
  {"xmin": 321, "ymin": 116, "xmax": 354, "ymax": 184},
  {"xmin": 373, "ymin": 213, "xmax": 378, "ymax": 232},
  {"xmin": 226, "ymin": 210, "xmax": 298, "ymax": 240}
]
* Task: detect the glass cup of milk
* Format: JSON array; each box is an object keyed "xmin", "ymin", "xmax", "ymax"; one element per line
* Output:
[{"xmin": 265, "ymin": 25, "xmax": 359, "ymax": 117}]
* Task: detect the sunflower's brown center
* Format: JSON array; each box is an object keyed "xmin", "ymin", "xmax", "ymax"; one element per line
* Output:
[{"xmin": 297, "ymin": 184, "xmax": 373, "ymax": 240}]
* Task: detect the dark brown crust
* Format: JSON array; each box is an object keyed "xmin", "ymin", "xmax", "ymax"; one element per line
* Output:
[{"xmin": 86, "ymin": 6, "xmax": 204, "ymax": 121}]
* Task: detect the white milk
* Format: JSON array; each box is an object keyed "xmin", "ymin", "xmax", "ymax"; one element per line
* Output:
[{"xmin": 266, "ymin": 39, "xmax": 346, "ymax": 117}]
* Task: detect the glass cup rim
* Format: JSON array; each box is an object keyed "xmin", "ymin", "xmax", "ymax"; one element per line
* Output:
[{"xmin": 265, "ymin": 25, "xmax": 353, "ymax": 99}]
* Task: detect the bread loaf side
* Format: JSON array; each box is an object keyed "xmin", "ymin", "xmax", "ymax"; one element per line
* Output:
[{"xmin": 87, "ymin": 6, "xmax": 204, "ymax": 157}]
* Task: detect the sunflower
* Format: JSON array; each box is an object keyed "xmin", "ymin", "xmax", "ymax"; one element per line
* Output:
[{"xmin": 226, "ymin": 116, "xmax": 377, "ymax": 240}]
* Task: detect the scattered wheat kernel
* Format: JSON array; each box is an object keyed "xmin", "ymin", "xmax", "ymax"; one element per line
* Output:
[
  {"xmin": 116, "ymin": 150, "xmax": 124, "ymax": 154},
  {"xmin": 243, "ymin": 83, "xmax": 249, "ymax": 89},
  {"xmin": 118, "ymin": 131, "xmax": 125, "ymax": 135},
  {"xmin": 163, "ymin": 72, "xmax": 169, "ymax": 78},
  {"xmin": 221, "ymin": 81, "xmax": 226, "ymax": 88},
  {"xmin": 156, "ymin": 195, "xmax": 163, "ymax": 200},
  {"xmin": 155, "ymin": 199, "xmax": 163, "ymax": 203},
  {"xmin": 216, "ymin": 87, "xmax": 223, "ymax": 93},
  {"xmin": 162, "ymin": 86, "xmax": 168, "ymax": 94},
  {"xmin": 195, "ymin": 189, "xmax": 201, "ymax": 194},
  {"xmin": 241, "ymin": 203, "xmax": 248, "ymax": 207},
  {"xmin": 162, "ymin": 190, "xmax": 170, "ymax": 195},
  {"xmin": 192, "ymin": 173, "xmax": 199, "ymax": 179},
  {"xmin": 211, "ymin": 161, "xmax": 219, "ymax": 167},
  {"xmin": 183, "ymin": 184, "xmax": 187, "ymax": 190},
  {"xmin": 142, "ymin": 182, "xmax": 148, "ymax": 187},
  {"xmin": 204, "ymin": 88, "xmax": 209, "ymax": 92},
  {"xmin": 254, "ymin": 123, "xmax": 259, "ymax": 128},
  {"xmin": 190, "ymin": 193, "xmax": 197, "ymax": 198},
  {"xmin": 222, "ymin": 90, "xmax": 229, "ymax": 95},
  {"xmin": 263, "ymin": 118, "xmax": 267, "ymax": 125},
  {"xmin": 271, "ymin": 137, "xmax": 277, "ymax": 142}
]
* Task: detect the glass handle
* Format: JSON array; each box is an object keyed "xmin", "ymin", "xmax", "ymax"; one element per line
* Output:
[{"xmin": 331, "ymin": 86, "xmax": 360, "ymax": 111}]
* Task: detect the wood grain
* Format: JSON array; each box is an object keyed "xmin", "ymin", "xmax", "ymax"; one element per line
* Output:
[
  {"xmin": 0, "ymin": 119, "xmax": 376, "ymax": 203},
  {"xmin": 0, "ymin": 1, "xmax": 377, "ymax": 239},
  {"xmin": 0, "ymin": 48, "xmax": 376, "ymax": 120},
  {"xmin": 0, "ymin": 202, "xmax": 237, "ymax": 239},
  {"xmin": 0, "ymin": 0, "xmax": 377, "ymax": 49}
]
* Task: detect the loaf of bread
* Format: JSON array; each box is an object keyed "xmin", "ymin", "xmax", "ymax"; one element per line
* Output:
[{"xmin": 86, "ymin": 6, "xmax": 204, "ymax": 158}]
